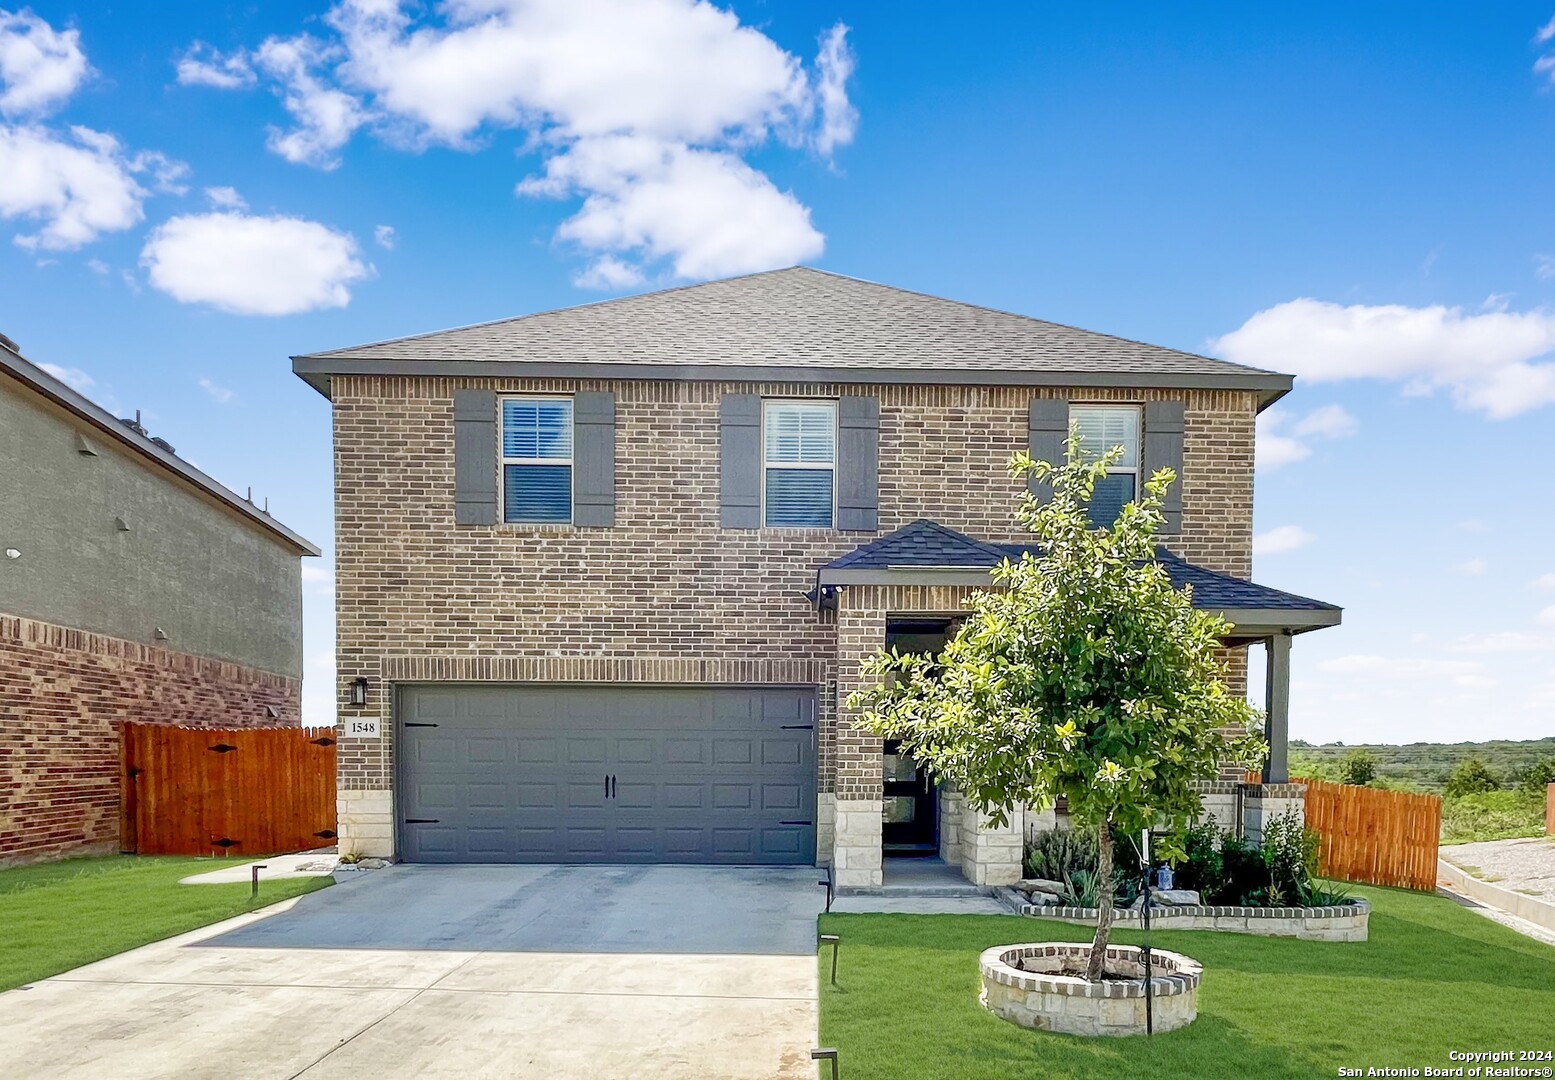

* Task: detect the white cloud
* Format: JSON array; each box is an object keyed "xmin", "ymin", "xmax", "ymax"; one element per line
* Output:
[
  {"xmin": 175, "ymin": 42, "xmax": 255, "ymax": 89},
  {"xmin": 141, "ymin": 212, "xmax": 372, "ymax": 315},
  {"xmin": 178, "ymin": 0, "xmax": 856, "ymax": 282},
  {"xmin": 0, "ymin": 125, "xmax": 153, "ymax": 249},
  {"xmin": 372, "ymin": 223, "xmax": 395, "ymax": 249},
  {"xmin": 84, "ymin": 256, "xmax": 106, "ymax": 273},
  {"xmin": 253, "ymin": 34, "xmax": 365, "ymax": 168},
  {"xmin": 300, "ymin": 564, "xmax": 333, "ymax": 585},
  {"xmin": 1534, "ymin": 572, "xmax": 1555, "ymax": 588},
  {"xmin": 1253, "ymin": 524, "xmax": 1314, "ymax": 555},
  {"xmin": 1538, "ymin": 253, "xmax": 1555, "ymax": 281},
  {"xmin": 1457, "ymin": 519, "xmax": 1490, "ymax": 534},
  {"xmin": 572, "ymin": 253, "xmax": 642, "ymax": 290},
  {"xmin": 1213, "ymin": 298, "xmax": 1555, "ymax": 419},
  {"xmin": 39, "ymin": 361, "xmax": 92, "ymax": 390},
  {"xmin": 1540, "ymin": 15, "xmax": 1555, "ymax": 44},
  {"xmin": 204, "ymin": 185, "xmax": 247, "ymax": 210},
  {"xmin": 0, "ymin": 9, "xmax": 88, "ymax": 116},
  {"xmin": 1539, "ymin": 605, "xmax": 1555, "ymax": 627},
  {"xmin": 525, "ymin": 135, "xmax": 822, "ymax": 283},
  {"xmin": 1455, "ymin": 557, "xmax": 1488, "ymax": 576},
  {"xmin": 1317, "ymin": 654, "xmax": 1484, "ymax": 678},
  {"xmin": 1255, "ymin": 403, "xmax": 1357, "ymax": 471},
  {"xmin": 197, "ymin": 376, "xmax": 235, "ymax": 403},
  {"xmin": 1448, "ymin": 631, "xmax": 1555, "ymax": 655},
  {"xmin": 813, "ymin": 23, "xmax": 857, "ymax": 157}
]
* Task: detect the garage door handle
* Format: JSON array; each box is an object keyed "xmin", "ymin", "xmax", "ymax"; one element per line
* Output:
[
  {"xmin": 404, "ymin": 818, "xmax": 440, "ymax": 824},
  {"xmin": 780, "ymin": 820, "xmax": 814, "ymax": 826},
  {"xmin": 405, "ymin": 722, "xmax": 439, "ymax": 728}
]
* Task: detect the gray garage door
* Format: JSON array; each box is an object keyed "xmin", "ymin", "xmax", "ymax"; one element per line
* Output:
[{"xmin": 397, "ymin": 684, "xmax": 817, "ymax": 864}]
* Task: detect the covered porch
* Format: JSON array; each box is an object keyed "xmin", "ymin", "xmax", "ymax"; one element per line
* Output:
[{"xmin": 814, "ymin": 520, "xmax": 1342, "ymax": 891}]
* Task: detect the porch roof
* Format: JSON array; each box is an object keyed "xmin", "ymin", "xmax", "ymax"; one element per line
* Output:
[{"xmin": 814, "ymin": 519, "xmax": 1341, "ymax": 637}]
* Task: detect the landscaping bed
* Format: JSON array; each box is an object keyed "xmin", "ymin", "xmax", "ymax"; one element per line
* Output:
[
  {"xmin": 0, "ymin": 855, "xmax": 332, "ymax": 992},
  {"xmin": 818, "ymin": 886, "xmax": 1555, "ymax": 1080},
  {"xmin": 1010, "ymin": 895, "xmax": 1369, "ymax": 941}
]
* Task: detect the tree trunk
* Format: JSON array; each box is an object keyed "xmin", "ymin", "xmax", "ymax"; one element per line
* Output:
[{"xmin": 1085, "ymin": 823, "xmax": 1114, "ymax": 982}]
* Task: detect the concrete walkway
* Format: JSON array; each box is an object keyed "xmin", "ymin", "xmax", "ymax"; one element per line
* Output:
[
  {"xmin": 179, "ymin": 851, "xmax": 339, "ymax": 885},
  {"xmin": 0, "ymin": 864, "xmax": 824, "ymax": 1080}
]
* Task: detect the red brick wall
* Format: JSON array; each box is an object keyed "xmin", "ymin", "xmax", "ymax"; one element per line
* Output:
[{"xmin": 0, "ymin": 613, "xmax": 300, "ymax": 866}]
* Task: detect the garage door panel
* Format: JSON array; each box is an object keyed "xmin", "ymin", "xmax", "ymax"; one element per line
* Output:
[{"xmin": 399, "ymin": 685, "xmax": 815, "ymax": 864}]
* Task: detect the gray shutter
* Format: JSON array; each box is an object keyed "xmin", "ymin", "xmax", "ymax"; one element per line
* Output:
[
  {"xmin": 720, "ymin": 394, "xmax": 761, "ymax": 528},
  {"xmin": 836, "ymin": 396, "xmax": 879, "ymax": 532},
  {"xmin": 1143, "ymin": 400, "xmax": 1185, "ymax": 534},
  {"xmin": 573, "ymin": 391, "xmax": 616, "ymax": 527},
  {"xmin": 453, "ymin": 389, "xmax": 498, "ymax": 525},
  {"xmin": 1027, "ymin": 398, "xmax": 1069, "ymax": 503}
]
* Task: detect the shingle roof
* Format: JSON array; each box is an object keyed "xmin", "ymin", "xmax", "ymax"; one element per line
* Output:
[
  {"xmin": 822, "ymin": 520, "xmax": 1337, "ymax": 613},
  {"xmin": 293, "ymin": 268, "xmax": 1289, "ymax": 402}
]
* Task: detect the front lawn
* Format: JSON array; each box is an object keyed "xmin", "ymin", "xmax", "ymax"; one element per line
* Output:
[
  {"xmin": 0, "ymin": 855, "xmax": 332, "ymax": 992},
  {"xmin": 818, "ymin": 886, "xmax": 1555, "ymax": 1079}
]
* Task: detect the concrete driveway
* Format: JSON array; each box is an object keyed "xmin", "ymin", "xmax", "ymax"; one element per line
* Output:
[{"xmin": 0, "ymin": 864, "xmax": 825, "ymax": 1080}]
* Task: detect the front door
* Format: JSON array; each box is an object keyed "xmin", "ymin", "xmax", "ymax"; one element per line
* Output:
[{"xmin": 882, "ymin": 740, "xmax": 937, "ymax": 855}]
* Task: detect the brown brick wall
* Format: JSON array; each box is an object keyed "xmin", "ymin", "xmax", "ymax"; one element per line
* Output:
[
  {"xmin": 332, "ymin": 376, "xmax": 1256, "ymax": 796},
  {"xmin": 0, "ymin": 613, "xmax": 300, "ymax": 866}
]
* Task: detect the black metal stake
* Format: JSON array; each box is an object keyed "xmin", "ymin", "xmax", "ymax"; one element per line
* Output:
[
  {"xmin": 251, "ymin": 863, "xmax": 267, "ymax": 901},
  {"xmin": 818, "ymin": 864, "xmax": 834, "ymax": 913},
  {"xmin": 1140, "ymin": 829, "xmax": 1153, "ymax": 1037},
  {"xmin": 819, "ymin": 933, "xmax": 840, "ymax": 986},
  {"xmin": 811, "ymin": 1048, "xmax": 839, "ymax": 1080}
]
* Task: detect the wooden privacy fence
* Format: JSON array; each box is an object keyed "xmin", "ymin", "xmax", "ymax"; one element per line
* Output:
[
  {"xmin": 120, "ymin": 722, "xmax": 338, "ymax": 857},
  {"xmin": 1297, "ymin": 776, "xmax": 1441, "ymax": 891}
]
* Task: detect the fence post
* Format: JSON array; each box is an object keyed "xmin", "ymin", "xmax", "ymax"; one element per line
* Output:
[{"xmin": 1546, "ymin": 783, "xmax": 1555, "ymax": 837}]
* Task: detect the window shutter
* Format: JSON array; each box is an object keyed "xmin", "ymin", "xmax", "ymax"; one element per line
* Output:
[
  {"xmin": 836, "ymin": 396, "xmax": 879, "ymax": 532},
  {"xmin": 720, "ymin": 394, "xmax": 761, "ymax": 528},
  {"xmin": 1143, "ymin": 399, "xmax": 1185, "ymax": 534},
  {"xmin": 573, "ymin": 391, "xmax": 616, "ymax": 527},
  {"xmin": 453, "ymin": 389, "xmax": 498, "ymax": 525},
  {"xmin": 1027, "ymin": 398, "xmax": 1069, "ymax": 503}
]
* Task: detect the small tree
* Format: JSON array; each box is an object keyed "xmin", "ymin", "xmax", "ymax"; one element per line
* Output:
[
  {"xmin": 1445, "ymin": 757, "xmax": 1501, "ymax": 798},
  {"xmin": 849, "ymin": 433, "xmax": 1264, "ymax": 981},
  {"xmin": 1339, "ymin": 748, "xmax": 1378, "ymax": 787}
]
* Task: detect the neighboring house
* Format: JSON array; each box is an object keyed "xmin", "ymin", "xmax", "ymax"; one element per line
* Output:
[
  {"xmin": 0, "ymin": 337, "xmax": 319, "ymax": 866},
  {"xmin": 294, "ymin": 267, "xmax": 1340, "ymax": 889}
]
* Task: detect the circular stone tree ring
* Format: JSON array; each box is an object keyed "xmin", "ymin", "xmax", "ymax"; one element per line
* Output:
[{"xmin": 979, "ymin": 942, "xmax": 1201, "ymax": 1037}]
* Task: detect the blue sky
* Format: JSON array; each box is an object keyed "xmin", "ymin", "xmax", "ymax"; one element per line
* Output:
[{"xmin": 4, "ymin": 2, "xmax": 1555, "ymax": 744}]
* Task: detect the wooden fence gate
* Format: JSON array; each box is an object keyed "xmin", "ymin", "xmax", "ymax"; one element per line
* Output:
[
  {"xmin": 1298, "ymin": 776, "xmax": 1442, "ymax": 891},
  {"xmin": 120, "ymin": 722, "xmax": 338, "ymax": 856}
]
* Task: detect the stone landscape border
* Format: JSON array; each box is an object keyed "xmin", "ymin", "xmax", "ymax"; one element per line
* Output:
[
  {"xmin": 1006, "ymin": 896, "xmax": 1370, "ymax": 941},
  {"xmin": 979, "ymin": 942, "xmax": 1201, "ymax": 1036}
]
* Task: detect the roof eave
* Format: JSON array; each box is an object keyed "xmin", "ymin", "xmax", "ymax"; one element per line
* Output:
[
  {"xmin": 291, "ymin": 355, "xmax": 1293, "ymax": 402},
  {"xmin": 4, "ymin": 345, "xmax": 321, "ymax": 556}
]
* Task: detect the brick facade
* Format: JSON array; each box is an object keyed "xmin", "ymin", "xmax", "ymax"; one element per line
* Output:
[
  {"xmin": 0, "ymin": 612, "xmax": 300, "ymax": 866},
  {"xmin": 331, "ymin": 375, "xmax": 1258, "ymax": 862}
]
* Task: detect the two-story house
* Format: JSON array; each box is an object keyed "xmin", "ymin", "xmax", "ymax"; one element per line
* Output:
[
  {"xmin": 294, "ymin": 267, "xmax": 1339, "ymax": 889},
  {"xmin": 1, "ymin": 336, "xmax": 319, "ymax": 866}
]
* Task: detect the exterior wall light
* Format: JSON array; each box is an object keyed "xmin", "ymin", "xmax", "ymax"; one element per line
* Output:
[{"xmin": 350, "ymin": 676, "xmax": 369, "ymax": 708}]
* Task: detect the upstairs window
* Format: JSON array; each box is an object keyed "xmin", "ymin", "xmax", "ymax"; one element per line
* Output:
[
  {"xmin": 1071, "ymin": 404, "xmax": 1140, "ymax": 527},
  {"xmin": 763, "ymin": 400, "xmax": 836, "ymax": 528},
  {"xmin": 502, "ymin": 397, "xmax": 572, "ymax": 523}
]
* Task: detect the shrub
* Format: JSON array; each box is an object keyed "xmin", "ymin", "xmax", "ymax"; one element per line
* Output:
[
  {"xmin": 1217, "ymin": 833, "xmax": 1268, "ymax": 906},
  {"xmin": 1445, "ymin": 757, "xmax": 1501, "ymax": 798},
  {"xmin": 1169, "ymin": 821, "xmax": 1225, "ymax": 897},
  {"xmin": 1023, "ymin": 827, "xmax": 1097, "ymax": 882},
  {"xmin": 1517, "ymin": 757, "xmax": 1555, "ymax": 795},
  {"xmin": 1441, "ymin": 789, "xmax": 1545, "ymax": 844},
  {"xmin": 1261, "ymin": 808, "xmax": 1321, "ymax": 902},
  {"xmin": 1339, "ymin": 749, "xmax": 1378, "ymax": 786}
]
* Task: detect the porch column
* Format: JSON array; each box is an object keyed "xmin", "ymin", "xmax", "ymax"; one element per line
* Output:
[
  {"xmin": 1263, "ymin": 631, "xmax": 1292, "ymax": 785},
  {"xmin": 833, "ymin": 594, "xmax": 885, "ymax": 890}
]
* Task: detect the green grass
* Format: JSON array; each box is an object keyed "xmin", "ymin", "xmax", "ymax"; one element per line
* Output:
[
  {"xmin": 0, "ymin": 855, "xmax": 332, "ymax": 992},
  {"xmin": 818, "ymin": 886, "xmax": 1555, "ymax": 1079}
]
